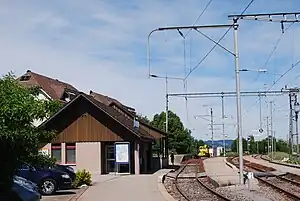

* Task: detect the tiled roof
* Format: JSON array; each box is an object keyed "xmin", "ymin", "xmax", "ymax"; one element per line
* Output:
[
  {"xmin": 18, "ymin": 70, "xmax": 78, "ymax": 100},
  {"xmin": 85, "ymin": 94, "xmax": 154, "ymax": 140},
  {"xmin": 90, "ymin": 90, "xmax": 166, "ymax": 137},
  {"xmin": 89, "ymin": 90, "xmax": 135, "ymax": 112},
  {"xmin": 110, "ymin": 102, "xmax": 167, "ymax": 137}
]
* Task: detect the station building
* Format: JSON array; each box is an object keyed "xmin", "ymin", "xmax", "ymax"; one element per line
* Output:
[{"xmin": 18, "ymin": 70, "xmax": 168, "ymax": 174}]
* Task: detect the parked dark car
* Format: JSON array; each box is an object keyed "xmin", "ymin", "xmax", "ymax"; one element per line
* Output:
[
  {"xmin": 17, "ymin": 162, "xmax": 72, "ymax": 195},
  {"xmin": 51, "ymin": 165, "xmax": 76, "ymax": 182},
  {"xmin": 12, "ymin": 176, "xmax": 41, "ymax": 201}
]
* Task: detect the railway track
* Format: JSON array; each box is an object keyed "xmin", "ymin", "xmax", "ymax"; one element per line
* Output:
[
  {"xmin": 172, "ymin": 159, "xmax": 232, "ymax": 201},
  {"xmin": 228, "ymin": 156, "xmax": 300, "ymax": 200}
]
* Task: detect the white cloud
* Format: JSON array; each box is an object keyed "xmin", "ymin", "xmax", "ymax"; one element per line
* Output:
[{"xmin": 0, "ymin": 0, "xmax": 300, "ymax": 141}]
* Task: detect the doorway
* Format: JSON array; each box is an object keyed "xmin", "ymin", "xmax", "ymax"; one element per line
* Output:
[
  {"xmin": 105, "ymin": 145, "xmax": 115, "ymax": 173},
  {"xmin": 105, "ymin": 144, "xmax": 131, "ymax": 174}
]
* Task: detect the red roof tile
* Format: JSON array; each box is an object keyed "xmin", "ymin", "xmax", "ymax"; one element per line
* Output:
[
  {"xmin": 18, "ymin": 70, "xmax": 78, "ymax": 100},
  {"xmin": 89, "ymin": 90, "xmax": 135, "ymax": 111}
]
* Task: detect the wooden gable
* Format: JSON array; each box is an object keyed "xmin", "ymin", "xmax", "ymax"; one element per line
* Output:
[
  {"xmin": 52, "ymin": 113, "xmax": 123, "ymax": 143},
  {"xmin": 42, "ymin": 95, "xmax": 142, "ymax": 144}
]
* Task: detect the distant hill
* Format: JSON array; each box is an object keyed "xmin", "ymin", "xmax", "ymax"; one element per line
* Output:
[{"xmin": 204, "ymin": 140, "xmax": 234, "ymax": 148}]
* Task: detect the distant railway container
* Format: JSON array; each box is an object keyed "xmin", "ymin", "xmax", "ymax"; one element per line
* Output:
[{"xmin": 198, "ymin": 145, "xmax": 210, "ymax": 157}]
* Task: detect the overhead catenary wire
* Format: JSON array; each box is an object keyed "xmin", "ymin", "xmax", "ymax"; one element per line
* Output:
[
  {"xmin": 194, "ymin": 29, "xmax": 235, "ymax": 56},
  {"xmin": 268, "ymin": 59, "xmax": 300, "ymax": 91},
  {"xmin": 184, "ymin": 0, "xmax": 255, "ymax": 80},
  {"xmin": 252, "ymin": 22, "xmax": 295, "ymax": 84},
  {"xmin": 243, "ymin": 58, "xmax": 300, "ymax": 120},
  {"xmin": 184, "ymin": 0, "xmax": 214, "ymax": 37},
  {"xmin": 242, "ymin": 23, "xmax": 296, "ymax": 117}
]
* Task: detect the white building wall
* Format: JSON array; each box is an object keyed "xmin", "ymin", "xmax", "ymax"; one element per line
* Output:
[
  {"xmin": 209, "ymin": 147, "xmax": 224, "ymax": 156},
  {"xmin": 34, "ymin": 91, "xmax": 54, "ymax": 154},
  {"xmin": 76, "ymin": 142, "xmax": 101, "ymax": 174},
  {"xmin": 33, "ymin": 92, "xmax": 52, "ymax": 127}
]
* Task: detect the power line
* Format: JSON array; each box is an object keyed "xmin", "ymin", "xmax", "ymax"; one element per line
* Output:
[
  {"xmin": 268, "ymin": 59, "xmax": 300, "ymax": 91},
  {"xmin": 184, "ymin": 0, "xmax": 213, "ymax": 37},
  {"xmin": 253, "ymin": 22, "xmax": 294, "ymax": 84},
  {"xmin": 184, "ymin": 27, "xmax": 232, "ymax": 79},
  {"xmin": 194, "ymin": 29, "xmax": 234, "ymax": 56},
  {"xmin": 242, "ymin": 23, "xmax": 296, "ymax": 117},
  {"xmin": 184, "ymin": 0, "xmax": 255, "ymax": 80}
]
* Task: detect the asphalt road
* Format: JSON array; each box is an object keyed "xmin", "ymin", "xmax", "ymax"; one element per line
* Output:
[{"xmin": 41, "ymin": 187, "xmax": 88, "ymax": 201}]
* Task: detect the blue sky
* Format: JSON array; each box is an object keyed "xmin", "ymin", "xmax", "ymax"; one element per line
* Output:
[{"xmin": 0, "ymin": 0, "xmax": 300, "ymax": 140}]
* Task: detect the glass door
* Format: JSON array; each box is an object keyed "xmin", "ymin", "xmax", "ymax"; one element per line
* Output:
[{"xmin": 106, "ymin": 145, "xmax": 115, "ymax": 173}]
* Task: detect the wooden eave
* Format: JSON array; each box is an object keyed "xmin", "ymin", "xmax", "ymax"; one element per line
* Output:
[
  {"xmin": 109, "ymin": 102, "xmax": 167, "ymax": 138},
  {"xmin": 39, "ymin": 93, "xmax": 154, "ymax": 141}
]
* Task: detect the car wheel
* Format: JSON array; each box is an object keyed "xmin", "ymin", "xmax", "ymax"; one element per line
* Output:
[{"xmin": 39, "ymin": 178, "xmax": 57, "ymax": 195}]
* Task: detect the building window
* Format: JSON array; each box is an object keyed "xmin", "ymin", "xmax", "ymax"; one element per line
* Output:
[
  {"xmin": 51, "ymin": 143, "xmax": 61, "ymax": 163},
  {"xmin": 66, "ymin": 143, "xmax": 76, "ymax": 164},
  {"xmin": 19, "ymin": 75, "xmax": 31, "ymax": 81}
]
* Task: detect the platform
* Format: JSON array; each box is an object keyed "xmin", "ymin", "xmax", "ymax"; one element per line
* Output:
[
  {"xmin": 203, "ymin": 157, "xmax": 240, "ymax": 186},
  {"xmin": 78, "ymin": 170, "xmax": 171, "ymax": 201},
  {"xmin": 203, "ymin": 157, "xmax": 277, "ymax": 200},
  {"xmin": 244, "ymin": 155, "xmax": 300, "ymax": 175}
]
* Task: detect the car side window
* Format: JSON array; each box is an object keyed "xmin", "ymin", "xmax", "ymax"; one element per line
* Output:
[{"xmin": 20, "ymin": 163, "xmax": 30, "ymax": 170}]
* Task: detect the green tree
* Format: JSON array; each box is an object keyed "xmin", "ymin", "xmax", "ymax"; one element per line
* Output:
[
  {"xmin": 190, "ymin": 138, "xmax": 205, "ymax": 155},
  {"xmin": 0, "ymin": 73, "xmax": 61, "ymax": 196},
  {"xmin": 136, "ymin": 113, "xmax": 150, "ymax": 124},
  {"xmin": 231, "ymin": 137, "xmax": 247, "ymax": 153},
  {"xmin": 150, "ymin": 111, "xmax": 194, "ymax": 154},
  {"xmin": 276, "ymin": 139, "xmax": 289, "ymax": 153},
  {"xmin": 248, "ymin": 135, "xmax": 256, "ymax": 154}
]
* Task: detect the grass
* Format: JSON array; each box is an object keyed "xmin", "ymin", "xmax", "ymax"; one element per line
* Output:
[
  {"xmin": 267, "ymin": 152, "xmax": 289, "ymax": 161},
  {"xmin": 225, "ymin": 152, "xmax": 238, "ymax": 157},
  {"xmin": 267, "ymin": 151, "xmax": 300, "ymax": 165},
  {"xmin": 287, "ymin": 157, "xmax": 300, "ymax": 165}
]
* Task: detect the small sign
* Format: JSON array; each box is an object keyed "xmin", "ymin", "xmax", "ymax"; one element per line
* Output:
[
  {"xmin": 259, "ymin": 128, "xmax": 263, "ymax": 133},
  {"xmin": 133, "ymin": 118, "xmax": 140, "ymax": 129},
  {"xmin": 115, "ymin": 142, "xmax": 130, "ymax": 164},
  {"xmin": 248, "ymin": 172, "xmax": 254, "ymax": 179}
]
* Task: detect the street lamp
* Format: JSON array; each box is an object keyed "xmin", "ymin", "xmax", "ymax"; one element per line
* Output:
[
  {"xmin": 240, "ymin": 68, "xmax": 267, "ymax": 73},
  {"xmin": 149, "ymin": 73, "xmax": 185, "ymax": 160},
  {"xmin": 149, "ymin": 74, "xmax": 185, "ymax": 81},
  {"xmin": 240, "ymin": 68, "xmax": 283, "ymax": 76}
]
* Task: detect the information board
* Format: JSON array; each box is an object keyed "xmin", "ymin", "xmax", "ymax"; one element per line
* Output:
[{"xmin": 115, "ymin": 142, "xmax": 130, "ymax": 164}]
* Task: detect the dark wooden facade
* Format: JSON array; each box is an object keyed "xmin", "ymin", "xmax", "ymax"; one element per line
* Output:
[
  {"xmin": 43, "ymin": 95, "xmax": 144, "ymax": 143},
  {"xmin": 53, "ymin": 113, "xmax": 122, "ymax": 142}
]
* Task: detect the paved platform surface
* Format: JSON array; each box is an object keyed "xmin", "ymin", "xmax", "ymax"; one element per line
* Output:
[
  {"xmin": 41, "ymin": 187, "xmax": 88, "ymax": 201},
  {"xmin": 245, "ymin": 155, "xmax": 300, "ymax": 175},
  {"xmin": 78, "ymin": 170, "xmax": 170, "ymax": 201},
  {"xmin": 204, "ymin": 157, "xmax": 240, "ymax": 186}
]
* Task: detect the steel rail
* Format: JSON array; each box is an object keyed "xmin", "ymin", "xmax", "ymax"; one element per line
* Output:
[
  {"xmin": 256, "ymin": 177, "xmax": 300, "ymax": 200},
  {"xmin": 195, "ymin": 161, "xmax": 232, "ymax": 201},
  {"xmin": 174, "ymin": 162, "xmax": 191, "ymax": 201},
  {"xmin": 276, "ymin": 174, "xmax": 300, "ymax": 187},
  {"xmin": 228, "ymin": 156, "xmax": 300, "ymax": 200},
  {"xmin": 174, "ymin": 159, "xmax": 232, "ymax": 201}
]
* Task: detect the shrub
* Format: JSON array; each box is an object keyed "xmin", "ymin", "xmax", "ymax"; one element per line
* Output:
[
  {"xmin": 23, "ymin": 152, "xmax": 56, "ymax": 168},
  {"xmin": 72, "ymin": 169, "xmax": 92, "ymax": 187}
]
